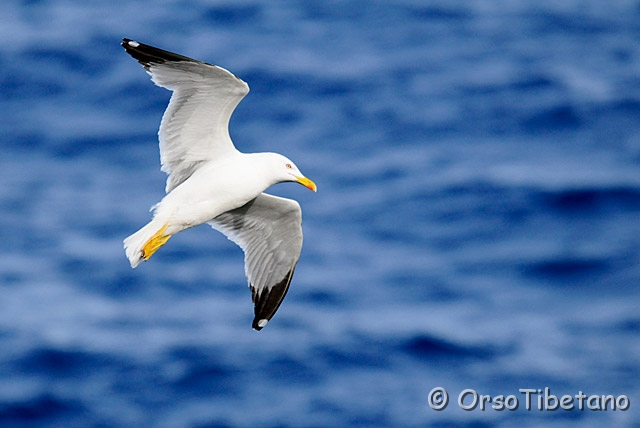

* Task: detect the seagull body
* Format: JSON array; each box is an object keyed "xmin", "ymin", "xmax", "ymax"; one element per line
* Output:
[{"xmin": 121, "ymin": 39, "xmax": 316, "ymax": 330}]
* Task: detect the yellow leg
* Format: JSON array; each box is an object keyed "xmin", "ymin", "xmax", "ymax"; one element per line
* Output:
[{"xmin": 141, "ymin": 223, "xmax": 172, "ymax": 260}]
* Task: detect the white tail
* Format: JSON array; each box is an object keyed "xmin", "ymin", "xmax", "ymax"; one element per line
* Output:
[{"xmin": 123, "ymin": 218, "xmax": 166, "ymax": 268}]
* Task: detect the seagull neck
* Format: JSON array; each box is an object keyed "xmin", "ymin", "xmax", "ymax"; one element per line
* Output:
[
  {"xmin": 244, "ymin": 152, "xmax": 287, "ymax": 186},
  {"xmin": 244, "ymin": 152, "xmax": 278, "ymax": 167}
]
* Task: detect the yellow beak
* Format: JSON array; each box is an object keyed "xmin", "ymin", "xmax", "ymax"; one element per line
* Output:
[{"xmin": 295, "ymin": 176, "xmax": 317, "ymax": 192}]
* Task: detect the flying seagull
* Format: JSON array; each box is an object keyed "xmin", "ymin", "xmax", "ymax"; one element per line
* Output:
[{"xmin": 121, "ymin": 38, "xmax": 316, "ymax": 330}]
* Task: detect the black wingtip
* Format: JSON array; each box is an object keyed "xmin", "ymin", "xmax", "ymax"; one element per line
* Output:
[
  {"xmin": 121, "ymin": 38, "xmax": 200, "ymax": 68},
  {"xmin": 252, "ymin": 318, "xmax": 268, "ymax": 331},
  {"xmin": 250, "ymin": 267, "xmax": 296, "ymax": 331}
]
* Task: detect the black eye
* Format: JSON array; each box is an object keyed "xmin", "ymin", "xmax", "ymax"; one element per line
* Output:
[{"xmin": 285, "ymin": 163, "xmax": 293, "ymax": 169}]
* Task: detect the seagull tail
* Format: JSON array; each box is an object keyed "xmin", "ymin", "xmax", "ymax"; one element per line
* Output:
[{"xmin": 124, "ymin": 218, "xmax": 172, "ymax": 268}]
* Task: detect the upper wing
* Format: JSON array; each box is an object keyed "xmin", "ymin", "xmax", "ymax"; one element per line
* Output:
[
  {"xmin": 208, "ymin": 193, "xmax": 304, "ymax": 330},
  {"xmin": 122, "ymin": 38, "xmax": 249, "ymax": 192}
]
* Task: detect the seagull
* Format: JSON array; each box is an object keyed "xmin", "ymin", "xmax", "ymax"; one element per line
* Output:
[{"xmin": 121, "ymin": 38, "xmax": 316, "ymax": 330}]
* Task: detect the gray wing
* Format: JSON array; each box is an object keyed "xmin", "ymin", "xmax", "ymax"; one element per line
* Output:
[
  {"xmin": 122, "ymin": 39, "xmax": 249, "ymax": 192},
  {"xmin": 208, "ymin": 193, "xmax": 304, "ymax": 330}
]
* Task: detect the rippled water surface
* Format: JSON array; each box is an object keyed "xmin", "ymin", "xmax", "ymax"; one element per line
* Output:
[{"xmin": 1, "ymin": 1, "xmax": 639, "ymax": 427}]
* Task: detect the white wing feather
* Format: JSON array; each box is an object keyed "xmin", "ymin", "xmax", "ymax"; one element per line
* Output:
[
  {"xmin": 208, "ymin": 193, "xmax": 303, "ymax": 329},
  {"xmin": 122, "ymin": 39, "xmax": 249, "ymax": 192}
]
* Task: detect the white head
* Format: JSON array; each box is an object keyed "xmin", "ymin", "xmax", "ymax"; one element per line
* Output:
[{"xmin": 266, "ymin": 153, "xmax": 317, "ymax": 192}]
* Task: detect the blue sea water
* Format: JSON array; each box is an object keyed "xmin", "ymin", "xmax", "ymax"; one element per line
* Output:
[{"xmin": 1, "ymin": 0, "xmax": 640, "ymax": 427}]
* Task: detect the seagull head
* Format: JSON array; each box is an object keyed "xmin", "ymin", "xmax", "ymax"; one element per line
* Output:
[{"xmin": 269, "ymin": 153, "xmax": 317, "ymax": 192}]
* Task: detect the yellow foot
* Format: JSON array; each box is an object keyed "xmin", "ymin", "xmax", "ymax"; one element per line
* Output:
[{"xmin": 141, "ymin": 224, "xmax": 172, "ymax": 260}]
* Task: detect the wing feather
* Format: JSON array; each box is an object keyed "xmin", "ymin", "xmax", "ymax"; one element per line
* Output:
[
  {"xmin": 208, "ymin": 193, "xmax": 303, "ymax": 330},
  {"xmin": 121, "ymin": 39, "xmax": 249, "ymax": 192}
]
